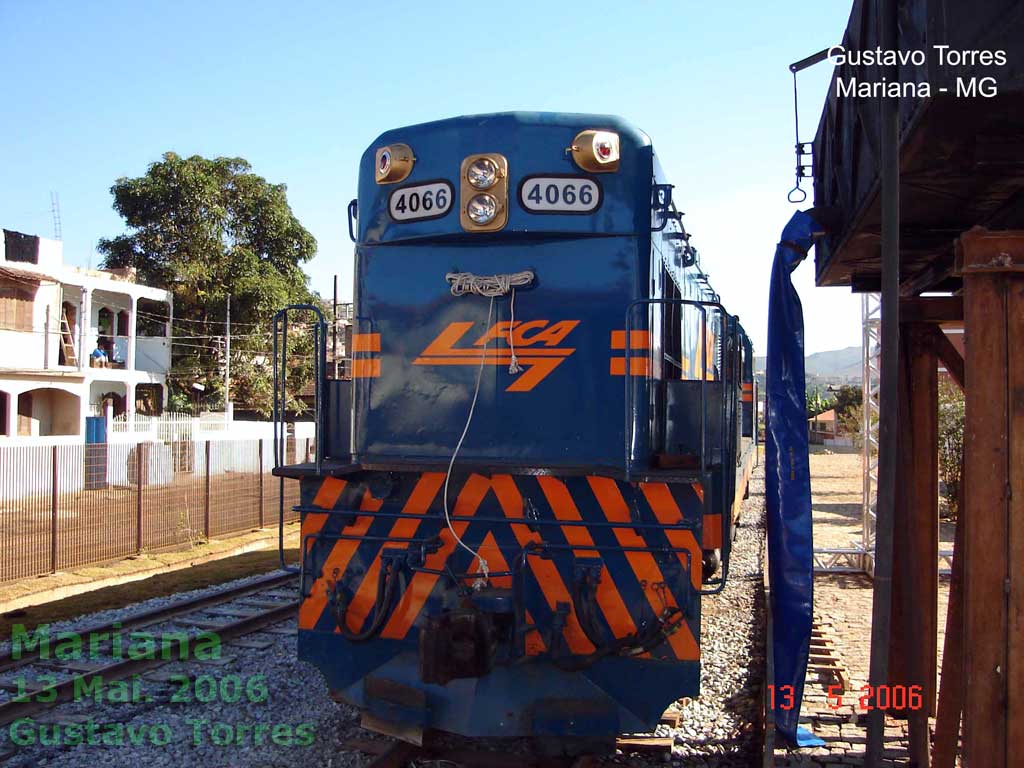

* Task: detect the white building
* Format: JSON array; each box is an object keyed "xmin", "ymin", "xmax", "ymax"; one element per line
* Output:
[{"xmin": 0, "ymin": 229, "xmax": 172, "ymax": 440}]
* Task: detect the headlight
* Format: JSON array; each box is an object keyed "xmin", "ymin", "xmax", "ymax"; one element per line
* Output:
[
  {"xmin": 569, "ymin": 129, "xmax": 620, "ymax": 172},
  {"xmin": 466, "ymin": 157, "xmax": 499, "ymax": 189},
  {"xmin": 460, "ymin": 153, "xmax": 508, "ymax": 231},
  {"xmin": 375, "ymin": 143, "xmax": 415, "ymax": 184},
  {"xmin": 466, "ymin": 194, "xmax": 498, "ymax": 225}
]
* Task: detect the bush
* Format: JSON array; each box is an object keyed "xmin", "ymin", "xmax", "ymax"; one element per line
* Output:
[{"xmin": 938, "ymin": 375, "xmax": 964, "ymax": 517}]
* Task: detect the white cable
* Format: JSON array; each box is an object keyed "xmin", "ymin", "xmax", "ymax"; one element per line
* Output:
[
  {"xmin": 443, "ymin": 297, "xmax": 494, "ymax": 588},
  {"xmin": 445, "ymin": 270, "xmax": 534, "ymax": 298},
  {"xmin": 508, "ymin": 288, "xmax": 522, "ymax": 374},
  {"xmin": 440, "ymin": 271, "xmax": 534, "ymax": 588}
]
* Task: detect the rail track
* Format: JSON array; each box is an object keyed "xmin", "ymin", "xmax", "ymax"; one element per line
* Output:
[{"xmin": 0, "ymin": 571, "xmax": 298, "ymax": 729}]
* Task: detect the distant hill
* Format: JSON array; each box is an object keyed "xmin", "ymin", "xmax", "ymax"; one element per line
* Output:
[{"xmin": 755, "ymin": 346, "xmax": 861, "ymax": 381}]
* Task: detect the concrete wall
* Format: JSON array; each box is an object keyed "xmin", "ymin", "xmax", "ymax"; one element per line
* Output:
[
  {"xmin": 14, "ymin": 387, "xmax": 80, "ymax": 437},
  {"xmin": 136, "ymin": 336, "xmax": 170, "ymax": 373},
  {"xmin": 0, "ymin": 280, "xmax": 61, "ymax": 370}
]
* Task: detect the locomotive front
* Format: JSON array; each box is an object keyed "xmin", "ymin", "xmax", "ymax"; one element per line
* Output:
[{"xmin": 275, "ymin": 112, "xmax": 749, "ymax": 750}]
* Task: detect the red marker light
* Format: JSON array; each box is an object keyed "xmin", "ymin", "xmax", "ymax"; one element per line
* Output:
[{"xmin": 596, "ymin": 142, "xmax": 612, "ymax": 159}]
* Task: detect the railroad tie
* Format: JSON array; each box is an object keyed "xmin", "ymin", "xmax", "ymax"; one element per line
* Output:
[{"xmin": 807, "ymin": 616, "xmax": 850, "ymax": 691}]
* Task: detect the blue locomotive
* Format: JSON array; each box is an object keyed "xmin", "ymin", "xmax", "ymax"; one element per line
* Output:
[{"xmin": 273, "ymin": 112, "xmax": 757, "ymax": 751}]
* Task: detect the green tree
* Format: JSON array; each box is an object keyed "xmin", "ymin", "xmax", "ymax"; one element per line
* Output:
[
  {"xmin": 99, "ymin": 153, "xmax": 317, "ymax": 415},
  {"xmin": 831, "ymin": 384, "xmax": 862, "ymax": 421},
  {"xmin": 805, "ymin": 388, "xmax": 830, "ymax": 418}
]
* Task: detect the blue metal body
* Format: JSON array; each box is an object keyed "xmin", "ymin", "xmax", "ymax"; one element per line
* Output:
[{"xmin": 274, "ymin": 112, "xmax": 756, "ymax": 745}]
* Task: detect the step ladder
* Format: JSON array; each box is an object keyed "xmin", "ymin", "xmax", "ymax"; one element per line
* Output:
[{"xmin": 59, "ymin": 309, "xmax": 77, "ymax": 367}]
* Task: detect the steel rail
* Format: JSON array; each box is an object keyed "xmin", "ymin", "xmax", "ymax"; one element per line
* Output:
[
  {"xmin": 0, "ymin": 597, "xmax": 297, "ymax": 726},
  {"xmin": 0, "ymin": 571, "xmax": 297, "ymax": 676}
]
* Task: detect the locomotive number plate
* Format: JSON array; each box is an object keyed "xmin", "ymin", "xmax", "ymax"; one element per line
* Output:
[
  {"xmin": 389, "ymin": 181, "xmax": 454, "ymax": 222},
  {"xmin": 519, "ymin": 176, "xmax": 602, "ymax": 214}
]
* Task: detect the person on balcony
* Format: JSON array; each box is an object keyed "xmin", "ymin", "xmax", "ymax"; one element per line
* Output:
[{"xmin": 90, "ymin": 344, "xmax": 109, "ymax": 368}]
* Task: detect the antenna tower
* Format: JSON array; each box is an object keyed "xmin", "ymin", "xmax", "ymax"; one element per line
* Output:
[{"xmin": 50, "ymin": 192, "xmax": 63, "ymax": 240}]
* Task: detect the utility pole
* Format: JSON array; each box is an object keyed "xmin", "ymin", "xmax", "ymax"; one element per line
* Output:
[
  {"xmin": 865, "ymin": 0, "xmax": 900, "ymax": 762},
  {"xmin": 332, "ymin": 275, "xmax": 339, "ymax": 379},
  {"xmin": 224, "ymin": 294, "xmax": 231, "ymax": 411}
]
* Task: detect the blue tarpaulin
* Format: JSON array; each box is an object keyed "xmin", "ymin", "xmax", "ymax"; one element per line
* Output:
[{"xmin": 765, "ymin": 210, "xmax": 823, "ymax": 748}]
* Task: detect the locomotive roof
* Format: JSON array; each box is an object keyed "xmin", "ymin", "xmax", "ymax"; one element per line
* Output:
[{"xmin": 366, "ymin": 112, "xmax": 651, "ymax": 152}]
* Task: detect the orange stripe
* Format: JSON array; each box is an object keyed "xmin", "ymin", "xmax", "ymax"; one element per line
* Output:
[
  {"xmin": 742, "ymin": 383, "xmax": 754, "ymax": 391},
  {"xmin": 609, "ymin": 357, "xmax": 650, "ymax": 376},
  {"xmin": 640, "ymin": 483, "xmax": 702, "ymax": 590},
  {"xmin": 490, "ymin": 475, "xmax": 595, "ymax": 655},
  {"xmin": 312, "ymin": 477, "xmax": 347, "ymax": 508},
  {"xmin": 610, "ymin": 330, "xmax": 650, "ymax": 350},
  {"xmin": 301, "ymin": 512, "xmax": 328, "ymax": 555},
  {"xmin": 381, "ymin": 474, "xmax": 490, "ymax": 639},
  {"xmin": 343, "ymin": 474, "xmax": 444, "ymax": 632},
  {"xmin": 742, "ymin": 394, "xmax": 753, "ymax": 402},
  {"xmin": 299, "ymin": 514, "xmax": 374, "ymax": 629},
  {"xmin": 414, "ymin": 348, "xmax": 572, "ymax": 358},
  {"xmin": 298, "ymin": 484, "xmax": 381, "ymax": 630},
  {"xmin": 703, "ymin": 513, "xmax": 723, "ymax": 549},
  {"xmin": 352, "ymin": 333, "xmax": 381, "ymax": 352},
  {"xmin": 691, "ymin": 482, "xmax": 704, "ymax": 504},
  {"xmin": 352, "ymin": 358, "xmax": 380, "ymax": 378},
  {"xmin": 536, "ymin": 477, "xmax": 639, "ymax": 643},
  {"xmin": 523, "ymin": 609, "xmax": 547, "ymax": 655},
  {"xmin": 470, "ymin": 531, "xmax": 513, "ymax": 589},
  {"xmin": 587, "ymin": 477, "xmax": 699, "ymax": 661}
]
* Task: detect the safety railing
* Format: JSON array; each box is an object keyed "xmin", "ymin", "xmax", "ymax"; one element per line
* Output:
[
  {"xmin": 623, "ymin": 298, "xmax": 728, "ymax": 479},
  {"xmin": 272, "ymin": 304, "xmax": 327, "ymax": 573}
]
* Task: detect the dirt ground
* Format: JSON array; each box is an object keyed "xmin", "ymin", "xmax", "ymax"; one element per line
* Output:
[{"xmin": 773, "ymin": 446, "xmax": 955, "ymax": 766}]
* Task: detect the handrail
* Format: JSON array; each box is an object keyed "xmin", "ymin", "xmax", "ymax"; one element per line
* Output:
[
  {"xmin": 623, "ymin": 298, "xmax": 726, "ymax": 480},
  {"xmin": 271, "ymin": 304, "xmax": 327, "ymax": 573}
]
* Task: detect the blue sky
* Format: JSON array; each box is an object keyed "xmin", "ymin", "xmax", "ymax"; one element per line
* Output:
[{"xmin": 1, "ymin": 0, "xmax": 857, "ymax": 355}]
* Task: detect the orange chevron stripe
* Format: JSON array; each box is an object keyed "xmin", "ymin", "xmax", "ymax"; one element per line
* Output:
[
  {"xmin": 298, "ymin": 478, "xmax": 350, "ymax": 629},
  {"xmin": 640, "ymin": 483, "xmax": 703, "ymax": 590},
  {"xmin": 691, "ymin": 482, "xmax": 705, "ymax": 504},
  {"xmin": 587, "ymin": 476, "xmax": 699, "ymax": 661},
  {"xmin": 490, "ymin": 474, "xmax": 595, "ymax": 655},
  {"xmin": 301, "ymin": 512, "xmax": 329, "ymax": 555},
  {"xmin": 312, "ymin": 477, "xmax": 347, "ymax": 508},
  {"xmin": 471, "ymin": 531, "xmax": 512, "ymax": 589},
  {"xmin": 342, "ymin": 474, "xmax": 444, "ymax": 632},
  {"xmin": 536, "ymin": 477, "xmax": 599, "ymax": 558},
  {"xmin": 535, "ymin": 477, "xmax": 639, "ymax": 643},
  {"xmin": 299, "ymin": 516, "xmax": 374, "ymax": 630},
  {"xmin": 380, "ymin": 474, "xmax": 490, "ymax": 640}
]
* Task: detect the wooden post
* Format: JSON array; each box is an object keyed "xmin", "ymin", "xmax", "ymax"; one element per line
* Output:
[
  {"xmin": 258, "ymin": 440, "xmax": 265, "ymax": 529},
  {"xmin": 50, "ymin": 445, "xmax": 58, "ymax": 573},
  {"xmin": 204, "ymin": 440, "xmax": 211, "ymax": 540},
  {"xmin": 956, "ymin": 227, "xmax": 1024, "ymax": 768},
  {"xmin": 933, "ymin": 463, "xmax": 965, "ymax": 768},
  {"xmin": 136, "ymin": 442, "xmax": 145, "ymax": 553},
  {"xmin": 907, "ymin": 324, "xmax": 938, "ymax": 763},
  {"xmin": 934, "ymin": 351, "xmax": 966, "ymax": 768}
]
